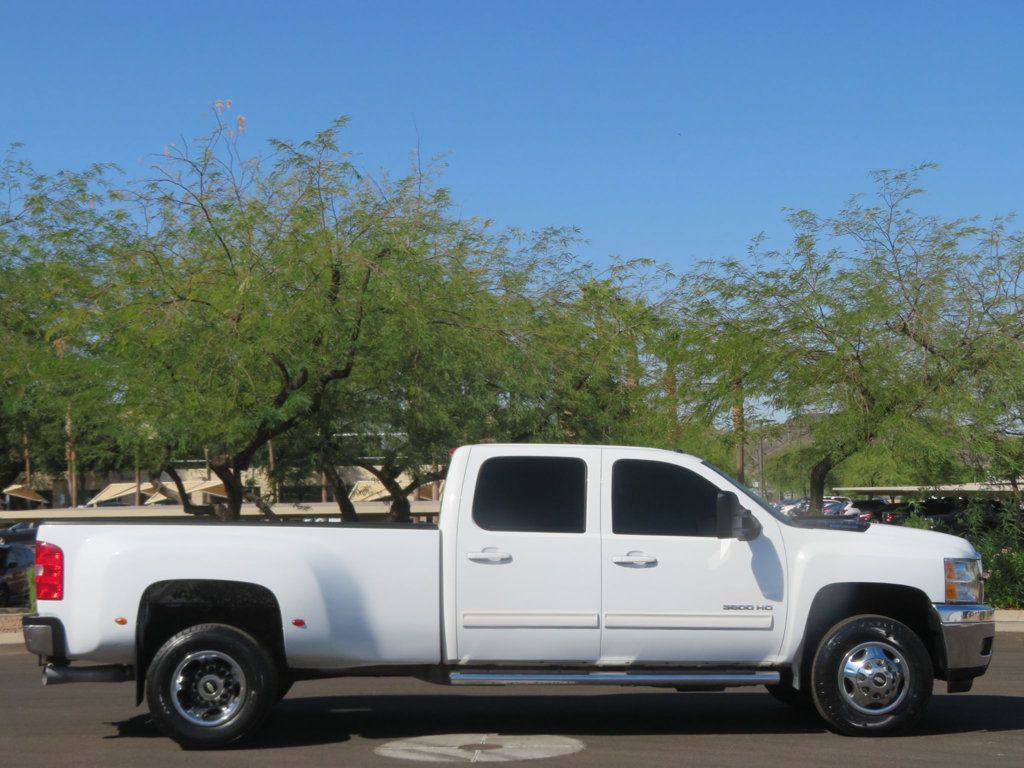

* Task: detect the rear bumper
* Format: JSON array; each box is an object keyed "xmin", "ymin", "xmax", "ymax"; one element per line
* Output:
[
  {"xmin": 931, "ymin": 603, "xmax": 994, "ymax": 693},
  {"xmin": 22, "ymin": 615, "xmax": 67, "ymax": 661}
]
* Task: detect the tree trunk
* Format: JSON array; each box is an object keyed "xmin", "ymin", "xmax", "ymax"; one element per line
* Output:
[
  {"xmin": 809, "ymin": 455, "xmax": 834, "ymax": 514},
  {"xmin": 758, "ymin": 434, "xmax": 766, "ymax": 500},
  {"xmin": 388, "ymin": 493, "xmax": 412, "ymax": 524},
  {"xmin": 243, "ymin": 488, "xmax": 280, "ymax": 520},
  {"xmin": 356, "ymin": 461, "xmax": 412, "ymax": 523},
  {"xmin": 157, "ymin": 465, "xmax": 232, "ymax": 519},
  {"xmin": 209, "ymin": 459, "xmax": 245, "ymax": 520},
  {"xmin": 23, "ymin": 431, "xmax": 32, "ymax": 486},
  {"xmin": 730, "ymin": 379, "xmax": 745, "ymax": 484},
  {"xmin": 322, "ymin": 461, "xmax": 360, "ymax": 522},
  {"xmin": 267, "ymin": 439, "xmax": 276, "ymax": 504},
  {"xmin": 65, "ymin": 403, "xmax": 77, "ymax": 508}
]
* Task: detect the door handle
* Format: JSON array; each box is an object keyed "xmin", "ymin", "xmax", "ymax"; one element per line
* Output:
[
  {"xmin": 612, "ymin": 553, "xmax": 658, "ymax": 567},
  {"xmin": 467, "ymin": 550, "xmax": 512, "ymax": 563}
]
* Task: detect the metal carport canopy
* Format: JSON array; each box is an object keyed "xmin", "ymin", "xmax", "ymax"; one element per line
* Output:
[
  {"xmin": 2, "ymin": 484, "xmax": 47, "ymax": 503},
  {"xmin": 833, "ymin": 482, "xmax": 1021, "ymax": 497}
]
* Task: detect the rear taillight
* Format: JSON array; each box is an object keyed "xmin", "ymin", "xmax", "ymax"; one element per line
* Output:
[{"xmin": 35, "ymin": 541, "xmax": 64, "ymax": 601}]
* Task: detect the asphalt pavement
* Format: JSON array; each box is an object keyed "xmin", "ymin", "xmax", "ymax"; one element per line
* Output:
[{"xmin": 1, "ymin": 635, "xmax": 1022, "ymax": 767}]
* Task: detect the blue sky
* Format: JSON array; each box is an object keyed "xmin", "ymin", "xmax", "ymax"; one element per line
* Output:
[{"xmin": 3, "ymin": 0, "xmax": 1022, "ymax": 271}]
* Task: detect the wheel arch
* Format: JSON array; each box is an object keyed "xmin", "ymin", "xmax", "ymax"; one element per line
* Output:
[
  {"xmin": 792, "ymin": 582, "xmax": 937, "ymax": 690},
  {"xmin": 135, "ymin": 579, "xmax": 285, "ymax": 705}
]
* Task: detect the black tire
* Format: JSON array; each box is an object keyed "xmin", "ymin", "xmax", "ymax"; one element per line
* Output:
[
  {"xmin": 146, "ymin": 623, "xmax": 278, "ymax": 749},
  {"xmin": 810, "ymin": 614, "xmax": 932, "ymax": 736},
  {"xmin": 0, "ymin": 583, "xmax": 9, "ymax": 607},
  {"xmin": 766, "ymin": 683, "xmax": 812, "ymax": 710}
]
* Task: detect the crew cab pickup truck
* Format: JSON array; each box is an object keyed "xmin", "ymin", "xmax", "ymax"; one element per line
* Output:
[{"xmin": 23, "ymin": 444, "xmax": 994, "ymax": 748}]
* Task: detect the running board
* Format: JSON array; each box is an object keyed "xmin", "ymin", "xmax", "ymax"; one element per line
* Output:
[{"xmin": 449, "ymin": 671, "xmax": 780, "ymax": 687}]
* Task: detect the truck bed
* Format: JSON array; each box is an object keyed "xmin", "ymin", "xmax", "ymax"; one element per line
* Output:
[{"xmin": 33, "ymin": 520, "xmax": 442, "ymax": 669}]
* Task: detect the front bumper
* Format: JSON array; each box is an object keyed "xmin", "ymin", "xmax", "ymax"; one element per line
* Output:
[{"xmin": 931, "ymin": 603, "xmax": 994, "ymax": 693}]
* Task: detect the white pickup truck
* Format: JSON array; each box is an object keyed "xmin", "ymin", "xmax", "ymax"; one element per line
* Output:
[{"xmin": 23, "ymin": 444, "xmax": 994, "ymax": 748}]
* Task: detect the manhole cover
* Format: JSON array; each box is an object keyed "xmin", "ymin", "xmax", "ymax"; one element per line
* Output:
[{"xmin": 374, "ymin": 733, "xmax": 584, "ymax": 762}]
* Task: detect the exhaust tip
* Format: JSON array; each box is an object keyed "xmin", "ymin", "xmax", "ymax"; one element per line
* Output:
[{"xmin": 43, "ymin": 664, "xmax": 134, "ymax": 685}]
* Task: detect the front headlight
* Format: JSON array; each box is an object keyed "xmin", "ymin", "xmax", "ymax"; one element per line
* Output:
[{"xmin": 944, "ymin": 557, "xmax": 984, "ymax": 603}]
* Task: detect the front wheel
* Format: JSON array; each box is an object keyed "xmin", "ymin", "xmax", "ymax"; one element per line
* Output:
[
  {"xmin": 146, "ymin": 623, "xmax": 278, "ymax": 749},
  {"xmin": 811, "ymin": 614, "xmax": 932, "ymax": 736}
]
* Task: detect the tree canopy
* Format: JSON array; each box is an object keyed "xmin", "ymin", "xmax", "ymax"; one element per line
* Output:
[{"xmin": 3, "ymin": 115, "xmax": 1023, "ymax": 517}]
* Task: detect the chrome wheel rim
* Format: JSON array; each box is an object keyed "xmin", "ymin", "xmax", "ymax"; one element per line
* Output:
[
  {"xmin": 838, "ymin": 640, "xmax": 909, "ymax": 715},
  {"xmin": 171, "ymin": 650, "xmax": 247, "ymax": 727}
]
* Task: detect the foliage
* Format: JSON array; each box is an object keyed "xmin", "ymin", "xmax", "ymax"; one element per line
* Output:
[
  {"xmin": 956, "ymin": 501, "xmax": 1024, "ymax": 608},
  {"xmin": 1, "ymin": 148, "xmax": 132, "ymax": 503},
  {"xmin": 980, "ymin": 547, "xmax": 1024, "ymax": 609},
  {"xmin": 671, "ymin": 165, "xmax": 1024, "ymax": 510},
  {"xmin": 902, "ymin": 511, "xmax": 932, "ymax": 530},
  {"xmin": 95, "ymin": 111, "xmax": 608, "ymax": 517},
  {"xmin": 26, "ymin": 561, "xmax": 36, "ymax": 613},
  {"xmin": 3, "ymin": 110, "xmax": 1024, "ymax": 534}
]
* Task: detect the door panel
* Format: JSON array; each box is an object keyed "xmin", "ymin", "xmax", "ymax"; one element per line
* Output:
[
  {"xmin": 599, "ymin": 449, "xmax": 787, "ymax": 664},
  {"xmin": 456, "ymin": 446, "xmax": 602, "ymax": 663}
]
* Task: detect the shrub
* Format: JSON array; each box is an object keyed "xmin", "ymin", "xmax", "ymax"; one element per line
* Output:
[
  {"xmin": 26, "ymin": 564, "xmax": 35, "ymax": 613},
  {"xmin": 960, "ymin": 499, "xmax": 1024, "ymax": 609}
]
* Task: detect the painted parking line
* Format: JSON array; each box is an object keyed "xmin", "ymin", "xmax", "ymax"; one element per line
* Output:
[{"xmin": 374, "ymin": 733, "xmax": 585, "ymax": 763}]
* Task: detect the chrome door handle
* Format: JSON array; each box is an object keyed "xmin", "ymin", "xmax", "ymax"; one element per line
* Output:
[
  {"xmin": 611, "ymin": 554, "xmax": 658, "ymax": 567},
  {"xmin": 467, "ymin": 551, "xmax": 512, "ymax": 563}
]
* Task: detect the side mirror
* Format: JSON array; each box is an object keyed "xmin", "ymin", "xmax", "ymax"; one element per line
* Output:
[{"xmin": 716, "ymin": 491, "xmax": 762, "ymax": 541}]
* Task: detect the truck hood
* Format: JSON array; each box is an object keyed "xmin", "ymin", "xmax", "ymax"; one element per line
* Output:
[
  {"xmin": 862, "ymin": 521, "xmax": 980, "ymax": 559},
  {"xmin": 788, "ymin": 516, "xmax": 978, "ymax": 560}
]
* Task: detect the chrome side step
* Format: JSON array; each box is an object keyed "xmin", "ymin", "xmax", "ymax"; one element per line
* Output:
[{"xmin": 449, "ymin": 671, "xmax": 780, "ymax": 687}]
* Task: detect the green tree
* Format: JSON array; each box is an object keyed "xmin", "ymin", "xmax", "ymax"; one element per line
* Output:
[
  {"xmin": 102, "ymin": 112, "xmax": 609, "ymax": 520},
  {"xmin": 103, "ymin": 113, "xmax": 492, "ymax": 517},
  {"xmin": 774, "ymin": 167, "xmax": 1001, "ymax": 509},
  {"xmin": 667, "ymin": 239, "xmax": 792, "ymax": 483},
  {"xmin": 1, "ymin": 147, "xmax": 130, "ymax": 505}
]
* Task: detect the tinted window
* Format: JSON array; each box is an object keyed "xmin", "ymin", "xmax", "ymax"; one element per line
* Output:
[
  {"xmin": 473, "ymin": 456, "xmax": 587, "ymax": 533},
  {"xmin": 612, "ymin": 459, "xmax": 718, "ymax": 536}
]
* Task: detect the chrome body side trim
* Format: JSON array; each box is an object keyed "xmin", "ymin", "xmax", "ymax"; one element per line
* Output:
[
  {"xmin": 604, "ymin": 613, "xmax": 773, "ymax": 630},
  {"xmin": 449, "ymin": 671, "xmax": 781, "ymax": 686},
  {"xmin": 460, "ymin": 612, "xmax": 600, "ymax": 629},
  {"xmin": 932, "ymin": 603, "xmax": 994, "ymax": 624}
]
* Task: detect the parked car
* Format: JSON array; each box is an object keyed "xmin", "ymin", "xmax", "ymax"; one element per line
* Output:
[
  {"xmin": 823, "ymin": 496, "xmax": 854, "ymax": 514},
  {"xmin": 877, "ymin": 499, "xmax": 952, "ymax": 527},
  {"xmin": 0, "ymin": 522, "xmax": 39, "ymax": 546},
  {"xmin": 879, "ymin": 497, "xmax": 1013, "ymax": 533},
  {"xmin": 778, "ymin": 498, "xmax": 810, "ymax": 516},
  {"xmin": 848, "ymin": 499, "xmax": 890, "ymax": 523},
  {"xmin": 0, "ymin": 544, "xmax": 33, "ymax": 606},
  {"xmin": 821, "ymin": 500, "xmax": 847, "ymax": 516}
]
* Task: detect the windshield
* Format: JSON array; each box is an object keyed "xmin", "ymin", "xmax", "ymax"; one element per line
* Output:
[{"xmin": 700, "ymin": 461, "xmax": 793, "ymax": 525}]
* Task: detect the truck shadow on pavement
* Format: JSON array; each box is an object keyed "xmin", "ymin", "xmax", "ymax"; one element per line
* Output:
[{"xmin": 108, "ymin": 690, "xmax": 1024, "ymax": 749}]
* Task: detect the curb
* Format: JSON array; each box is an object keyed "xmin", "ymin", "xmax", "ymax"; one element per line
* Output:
[{"xmin": 996, "ymin": 609, "xmax": 1024, "ymax": 634}]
